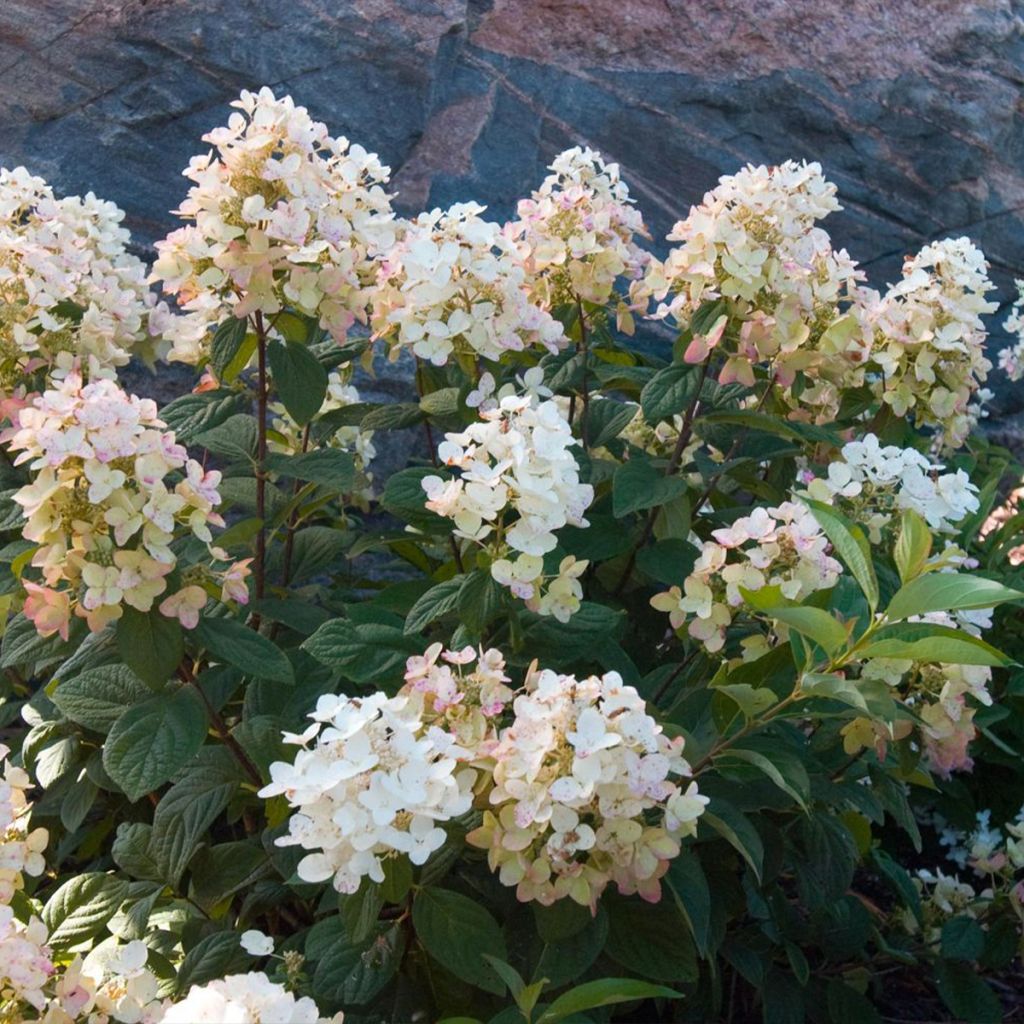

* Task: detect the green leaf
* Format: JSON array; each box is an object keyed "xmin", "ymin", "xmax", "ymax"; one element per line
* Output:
[
  {"xmin": 665, "ymin": 849, "xmax": 713, "ymax": 958},
  {"xmin": 52, "ymin": 665, "xmax": 150, "ymax": 733},
  {"xmin": 587, "ymin": 398, "xmax": 640, "ymax": 448},
  {"xmin": 871, "ymin": 848, "xmax": 922, "ymax": 926},
  {"xmin": 419, "ymin": 387, "xmax": 461, "ymax": 417},
  {"xmin": 194, "ymin": 617, "xmax": 293, "ymax": 683},
  {"xmin": 458, "ymin": 570, "xmax": 504, "ymax": 636},
  {"xmin": 640, "ymin": 363, "xmax": 699, "ymax": 424},
  {"xmin": 537, "ymin": 979, "xmax": 681, "ymax": 1024},
  {"xmin": 117, "ymin": 607, "xmax": 184, "ymax": 688},
  {"xmin": 605, "ymin": 894, "xmax": 697, "ymax": 982},
  {"xmin": 102, "ymin": 687, "xmax": 207, "ymax": 801},
  {"xmin": 858, "ymin": 627, "xmax": 1012, "ymax": 667},
  {"xmin": 313, "ymin": 925, "xmax": 404, "ymax": 1006},
  {"xmin": 803, "ymin": 498, "xmax": 878, "ymax": 611},
  {"xmin": 159, "ymin": 391, "xmax": 252, "ymax": 445},
  {"xmin": 941, "ymin": 916, "xmax": 986, "ymax": 961},
  {"xmin": 412, "ymin": 886, "xmax": 507, "ymax": 995},
  {"xmin": 176, "ymin": 931, "xmax": 253, "ymax": 996},
  {"xmin": 826, "ymin": 981, "xmax": 882, "ymax": 1024},
  {"xmin": 210, "ymin": 317, "xmax": 251, "ymax": 381},
  {"xmin": 716, "ymin": 746, "xmax": 809, "ymax": 811},
  {"xmin": 894, "ymin": 509, "xmax": 932, "ymax": 583},
  {"xmin": 361, "ymin": 402, "xmax": 425, "ymax": 430},
  {"xmin": 801, "ymin": 672, "xmax": 869, "ymax": 713},
  {"xmin": 404, "ymin": 576, "xmax": 466, "ymax": 635},
  {"xmin": 43, "ymin": 872, "xmax": 129, "ymax": 950},
  {"xmin": 267, "ymin": 339, "xmax": 329, "ymax": 426},
  {"xmin": 481, "ymin": 956, "xmax": 524, "ymax": 1001},
  {"xmin": 700, "ymin": 409, "xmax": 840, "ymax": 447},
  {"xmin": 195, "ymin": 414, "xmax": 259, "ymax": 462},
  {"xmin": 885, "ymin": 573, "xmax": 1024, "ymax": 622},
  {"xmin": 534, "ymin": 908, "xmax": 608, "ymax": 989},
  {"xmin": 265, "ymin": 449, "xmax": 355, "ymax": 491},
  {"xmin": 757, "ymin": 604, "xmax": 848, "ymax": 656},
  {"xmin": 700, "ymin": 803, "xmax": 764, "ymax": 881},
  {"xmin": 381, "ymin": 467, "xmax": 450, "ymax": 532},
  {"xmin": 303, "ymin": 618, "xmax": 421, "ymax": 685},
  {"xmin": 149, "ymin": 749, "xmax": 239, "ymax": 885},
  {"xmin": 935, "ymin": 960, "xmax": 1002, "ymax": 1024},
  {"xmin": 612, "ymin": 459, "xmax": 688, "ymax": 517}
]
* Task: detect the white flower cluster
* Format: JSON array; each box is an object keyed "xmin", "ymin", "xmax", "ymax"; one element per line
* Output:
[
  {"xmin": 163, "ymin": 972, "xmax": 343, "ymax": 1024},
  {"xmin": 505, "ymin": 146, "xmax": 650, "ymax": 318},
  {"xmin": 152, "ymin": 87, "xmax": 396, "ymax": 365},
  {"xmin": 997, "ymin": 278, "xmax": 1024, "ymax": 381},
  {"xmin": 651, "ymin": 501, "xmax": 842, "ymax": 654},
  {"xmin": 637, "ymin": 160, "xmax": 865, "ymax": 419},
  {"xmin": 0, "ymin": 744, "xmax": 47, "ymax": 904},
  {"xmin": 422, "ymin": 386, "xmax": 593, "ymax": 621},
  {"xmin": 468, "ymin": 666, "xmax": 707, "ymax": 908},
  {"xmin": 801, "ymin": 433, "xmax": 979, "ymax": 538},
  {"xmin": 270, "ymin": 367, "xmax": 377, "ymax": 504},
  {"xmin": 4, "ymin": 372, "xmax": 248, "ymax": 639},
  {"xmin": 0, "ymin": 166, "xmax": 169, "ymax": 399},
  {"xmin": 865, "ymin": 237, "xmax": 996, "ymax": 447},
  {"xmin": 259, "ymin": 691, "xmax": 475, "ymax": 895},
  {"xmin": 373, "ymin": 201, "xmax": 565, "ymax": 366}
]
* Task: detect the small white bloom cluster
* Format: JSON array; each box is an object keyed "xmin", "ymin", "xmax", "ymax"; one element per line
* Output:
[
  {"xmin": 651, "ymin": 501, "xmax": 842, "ymax": 653},
  {"xmin": 637, "ymin": 160, "xmax": 864, "ymax": 419},
  {"xmin": 0, "ymin": 166, "xmax": 168, "ymax": 397},
  {"xmin": 373, "ymin": 201, "xmax": 565, "ymax": 366},
  {"xmin": 259, "ymin": 690, "xmax": 475, "ymax": 895},
  {"xmin": 68, "ymin": 940, "xmax": 164, "ymax": 1024},
  {"xmin": 0, "ymin": 744, "xmax": 48, "ymax": 904},
  {"xmin": 468, "ymin": 665, "xmax": 707, "ymax": 908},
  {"xmin": 270, "ymin": 367, "xmax": 377, "ymax": 504},
  {"xmin": 997, "ymin": 278, "xmax": 1024, "ymax": 381},
  {"xmin": 865, "ymin": 237, "xmax": 997, "ymax": 447},
  {"xmin": 422, "ymin": 384, "xmax": 593, "ymax": 620},
  {"xmin": 4, "ymin": 372, "xmax": 248, "ymax": 639},
  {"xmin": 801, "ymin": 433, "xmax": 979, "ymax": 538},
  {"xmin": 152, "ymin": 87, "xmax": 396, "ymax": 365},
  {"xmin": 162, "ymin": 972, "xmax": 343, "ymax": 1024},
  {"xmin": 505, "ymin": 146, "xmax": 650, "ymax": 318}
]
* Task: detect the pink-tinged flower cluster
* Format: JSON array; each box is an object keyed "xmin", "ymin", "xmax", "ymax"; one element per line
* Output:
[
  {"xmin": 997, "ymin": 278, "xmax": 1024, "ymax": 381},
  {"xmin": 403, "ymin": 643, "xmax": 513, "ymax": 750},
  {"xmin": 162, "ymin": 972, "xmax": 343, "ymax": 1024},
  {"xmin": 151, "ymin": 87, "xmax": 396, "ymax": 365},
  {"xmin": 259, "ymin": 690, "xmax": 476, "ymax": 896},
  {"xmin": 863, "ymin": 237, "xmax": 996, "ymax": 448},
  {"xmin": 422, "ymin": 385, "xmax": 593, "ymax": 621},
  {"xmin": 0, "ymin": 744, "xmax": 48, "ymax": 904},
  {"xmin": 651, "ymin": 500, "xmax": 842, "ymax": 654},
  {"xmin": 468, "ymin": 665, "xmax": 707, "ymax": 909},
  {"xmin": 801, "ymin": 433, "xmax": 979, "ymax": 540},
  {"xmin": 637, "ymin": 160, "xmax": 866, "ymax": 420},
  {"xmin": 4, "ymin": 372, "xmax": 247, "ymax": 638},
  {"xmin": 372, "ymin": 201, "xmax": 565, "ymax": 366},
  {"xmin": 0, "ymin": 906, "xmax": 54, "ymax": 1014},
  {"xmin": 505, "ymin": 146, "xmax": 650, "ymax": 321},
  {"xmin": 0, "ymin": 166, "xmax": 170, "ymax": 398}
]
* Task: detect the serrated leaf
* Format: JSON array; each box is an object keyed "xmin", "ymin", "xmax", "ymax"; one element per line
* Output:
[
  {"xmin": 267, "ymin": 339, "xmax": 329, "ymax": 426},
  {"xmin": 612, "ymin": 458, "xmax": 688, "ymax": 517},
  {"xmin": 194, "ymin": 617, "xmax": 293, "ymax": 683},
  {"xmin": 210, "ymin": 317, "xmax": 250, "ymax": 380},
  {"xmin": 404, "ymin": 576, "xmax": 466, "ymax": 635},
  {"xmin": 640, "ymin": 364, "xmax": 699, "ymax": 424},
  {"xmin": 158, "ymin": 391, "xmax": 252, "ymax": 445},
  {"xmin": 52, "ymin": 665, "xmax": 151, "ymax": 733},
  {"xmin": 43, "ymin": 873, "xmax": 129, "ymax": 950},
  {"xmin": 175, "ymin": 932, "xmax": 253, "ymax": 995},
  {"xmin": 265, "ymin": 449, "xmax": 355, "ymax": 491},
  {"xmin": 117, "ymin": 607, "xmax": 183, "ymax": 688},
  {"xmin": 803, "ymin": 498, "xmax": 878, "ymax": 611},
  {"xmin": 102, "ymin": 687, "xmax": 207, "ymax": 801}
]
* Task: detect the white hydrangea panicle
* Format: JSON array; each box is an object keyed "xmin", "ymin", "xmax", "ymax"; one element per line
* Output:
[
  {"xmin": 0, "ymin": 904, "xmax": 54, "ymax": 1013},
  {"xmin": 997, "ymin": 278, "xmax": 1024, "ymax": 381},
  {"xmin": 865, "ymin": 237, "xmax": 996, "ymax": 448},
  {"xmin": 372, "ymin": 201, "xmax": 566, "ymax": 365},
  {"xmin": 421, "ymin": 378, "xmax": 593, "ymax": 620},
  {"xmin": 800, "ymin": 433, "xmax": 980, "ymax": 539},
  {"xmin": 259, "ymin": 690, "xmax": 476, "ymax": 895},
  {"xmin": 651, "ymin": 500, "xmax": 842, "ymax": 654},
  {"xmin": 505, "ymin": 146, "xmax": 651, "ymax": 320},
  {"xmin": 636, "ymin": 160, "xmax": 865, "ymax": 421},
  {"xmin": 0, "ymin": 165, "xmax": 170, "ymax": 398},
  {"xmin": 0, "ymin": 744, "xmax": 48, "ymax": 905},
  {"xmin": 152, "ymin": 86, "xmax": 396, "ymax": 365},
  {"xmin": 467, "ymin": 665, "xmax": 707, "ymax": 909},
  {"xmin": 2, "ymin": 372, "xmax": 247, "ymax": 638},
  {"xmin": 161, "ymin": 971, "xmax": 343, "ymax": 1024}
]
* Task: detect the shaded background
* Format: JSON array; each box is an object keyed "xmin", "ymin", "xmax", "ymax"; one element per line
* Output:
[{"xmin": 1, "ymin": 0, "xmax": 1022, "ymax": 427}]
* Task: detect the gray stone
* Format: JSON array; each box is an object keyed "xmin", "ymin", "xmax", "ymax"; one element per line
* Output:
[{"xmin": 1, "ymin": 0, "xmax": 1022, "ymax": 420}]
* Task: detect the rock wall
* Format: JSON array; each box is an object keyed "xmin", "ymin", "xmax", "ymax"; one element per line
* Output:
[{"xmin": 1, "ymin": 0, "xmax": 1023, "ymax": 419}]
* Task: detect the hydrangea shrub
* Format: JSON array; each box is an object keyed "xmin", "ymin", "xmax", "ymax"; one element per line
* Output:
[{"xmin": 2, "ymin": 86, "xmax": 1024, "ymax": 1023}]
